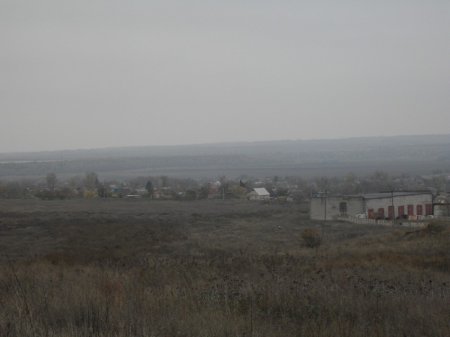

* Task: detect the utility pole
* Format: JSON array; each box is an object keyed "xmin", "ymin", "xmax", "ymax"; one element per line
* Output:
[
  {"xmin": 324, "ymin": 190, "xmax": 328, "ymax": 221},
  {"xmin": 391, "ymin": 190, "xmax": 396, "ymax": 225}
]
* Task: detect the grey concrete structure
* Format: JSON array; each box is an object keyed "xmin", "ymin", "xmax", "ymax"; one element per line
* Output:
[
  {"xmin": 310, "ymin": 192, "xmax": 433, "ymax": 221},
  {"xmin": 433, "ymin": 203, "xmax": 450, "ymax": 217}
]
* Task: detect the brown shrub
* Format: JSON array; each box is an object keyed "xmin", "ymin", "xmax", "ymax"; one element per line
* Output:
[{"xmin": 301, "ymin": 228, "xmax": 322, "ymax": 248}]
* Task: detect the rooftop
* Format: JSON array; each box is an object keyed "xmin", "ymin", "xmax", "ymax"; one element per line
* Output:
[
  {"xmin": 314, "ymin": 191, "xmax": 432, "ymax": 199},
  {"xmin": 253, "ymin": 188, "xmax": 270, "ymax": 196},
  {"xmin": 361, "ymin": 191, "xmax": 431, "ymax": 199}
]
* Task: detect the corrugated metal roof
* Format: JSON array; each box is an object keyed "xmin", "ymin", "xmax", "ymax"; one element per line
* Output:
[
  {"xmin": 313, "ymin": 191, "xmax": 432, "ymax": 199},
  {"xmin": 361, "ymin": 191, "xmax": 431, "ymax": 199}
]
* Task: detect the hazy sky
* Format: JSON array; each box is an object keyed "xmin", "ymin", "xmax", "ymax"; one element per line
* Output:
[{"xmin": 1, "ymin": 0, "xmax": 449, "ymax": 152}]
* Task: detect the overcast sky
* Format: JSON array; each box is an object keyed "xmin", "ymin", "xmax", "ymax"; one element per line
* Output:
[{"xmin": 1, "ymin": 0, "xmax": 449, "ymax": 152}]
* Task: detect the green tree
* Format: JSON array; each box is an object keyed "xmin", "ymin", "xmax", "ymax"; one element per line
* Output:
[
  {"xmin": 145, "ymin": 180, "xmax": 154, "ymax": 198},
  {"xmin": 84, "ymin": 172, "xmax": 99, "ymax": 190},
  {"xmin": 431, "ymin": 175, "xmax": 447, "ymax": 192},
  {"xmin": 160, "ymin": 176, "xmax": 169, "ymax": 188},
  {"xmin": 342, "ymin": 172, "xmax": 360, "ymax": 194},
  {"xmin": 46, "ymin": 172, "xmax": 57, "ymax": 191},
  {"xmin": 315, "ymin": 177, "xmax": 330, "ymax": 192},
  {"xmin": 97, "ymin": 183, "xmax": 107, "ymax": 198},
  {"xmin": 198, "ymin": 184, "xmax": 209, "ymax": 199},
  {"xmin": 370, "ymin": 170, "xmax": 393, "ymax": 191}
]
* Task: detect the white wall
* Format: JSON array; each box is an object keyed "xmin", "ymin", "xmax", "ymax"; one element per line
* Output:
[{"xmin": 310, "ymin": 196, "xmax": 364, "ymax": 220}]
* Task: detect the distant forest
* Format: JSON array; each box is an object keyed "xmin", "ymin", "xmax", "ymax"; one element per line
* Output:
[{"xmin": 1, "ymin": 134, "xmax": 450, "ymax": 180}]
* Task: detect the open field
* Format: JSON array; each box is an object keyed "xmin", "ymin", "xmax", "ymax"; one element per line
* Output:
[{"xmin": 0, "ymin": 199, "xmax": 449, "ymax": 337}]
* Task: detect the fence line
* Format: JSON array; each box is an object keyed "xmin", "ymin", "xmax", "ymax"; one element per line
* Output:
[{"xmin": 337, "ymin": 216, "xmax": 427, "ymax": 228}]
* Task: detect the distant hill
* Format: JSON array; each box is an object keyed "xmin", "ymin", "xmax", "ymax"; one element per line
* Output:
[{"xmin": 1, "ymin": 134, "xmax": 450, "ymax": 180}]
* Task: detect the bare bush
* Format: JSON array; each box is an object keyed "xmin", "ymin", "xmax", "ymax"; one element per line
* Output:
[{"xmin": 301, "ymin": 228, "xmax": 322, "ymax": 248}]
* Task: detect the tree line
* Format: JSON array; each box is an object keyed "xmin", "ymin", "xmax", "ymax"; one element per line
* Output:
[{"xmin": 0, "ymin": 170, "xmax": 448, "ymax": 200}]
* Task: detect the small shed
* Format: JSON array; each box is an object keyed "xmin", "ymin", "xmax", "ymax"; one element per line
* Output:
[
  {"xmin": 248, "ymin": 188, "xmax": 271, "ymax": 201},
  {"xmin": 434, "ymin": 203, "xmax": 450, "ymax": 217}
]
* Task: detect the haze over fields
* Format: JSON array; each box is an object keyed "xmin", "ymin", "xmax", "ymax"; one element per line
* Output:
[
  {"xmin": 1, "ymin": 1, "xmax": 450, "ymax": 153},
  {"xmin": 0, "ymin": 134, "xmax": 450, "ymax": 180}
]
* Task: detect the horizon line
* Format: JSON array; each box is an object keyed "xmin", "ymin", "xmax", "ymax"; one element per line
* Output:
[{"xmin": 1, "ymin": 132, "xmax": 450, "ymax": 156}]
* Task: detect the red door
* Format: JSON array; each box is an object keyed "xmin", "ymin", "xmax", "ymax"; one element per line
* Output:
[
  {"xmin": 398, "ymin": 206, "xmax": 405, "ymax": 218},
  {"xmin": 368, "ymin": 209, "xmax": 375, "ymax": 219},
  {"xmin": 407, "ymin": 205, "xmax": 414, "ymax": 216},
  {"xmin": 425, "ymin": 204, "xmax": 433, "ymax": 215},
  {"xmin": 388, "ymin": 206, "xmax": 394, "ymax": 219},
  {"xmin": 378, "ymin": 208, "xmax": 385, "ymax": 219},
  {"xmin": 416, "ymin": 205, "xmax": 423, "ymax": 216}
]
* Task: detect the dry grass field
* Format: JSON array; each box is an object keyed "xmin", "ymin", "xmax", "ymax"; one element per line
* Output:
[{"xmin": 0, "ymin": 199, "xmax": 449, "ymax": 337}]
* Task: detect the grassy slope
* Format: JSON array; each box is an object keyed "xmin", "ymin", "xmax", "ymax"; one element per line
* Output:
[{"xmin": 0, "ymin": 199, "xmax": 449, "ymax": 337}]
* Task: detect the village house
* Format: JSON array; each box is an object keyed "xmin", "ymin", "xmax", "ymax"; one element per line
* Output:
[
  {"xmin": 247, "ymin": 188, "xmax": 271, "ymax": 201},
  {"xmin": 310, "ymin": 191, "xmax": 433, "ymax": 221}
]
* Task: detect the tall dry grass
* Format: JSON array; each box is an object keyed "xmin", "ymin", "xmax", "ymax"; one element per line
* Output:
[
  {"xmin": 1, "ymin": 231, "xmax": 449, "ymax": 337},
  {"xmin": 0, "ymin": 201, "xmax": 449, "ymax": 337}
]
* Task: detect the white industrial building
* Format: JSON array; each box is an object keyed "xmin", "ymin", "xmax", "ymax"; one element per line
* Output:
[{"xmin": 310, "ymin": 191, "xmax": 433, "ymax": 221}]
